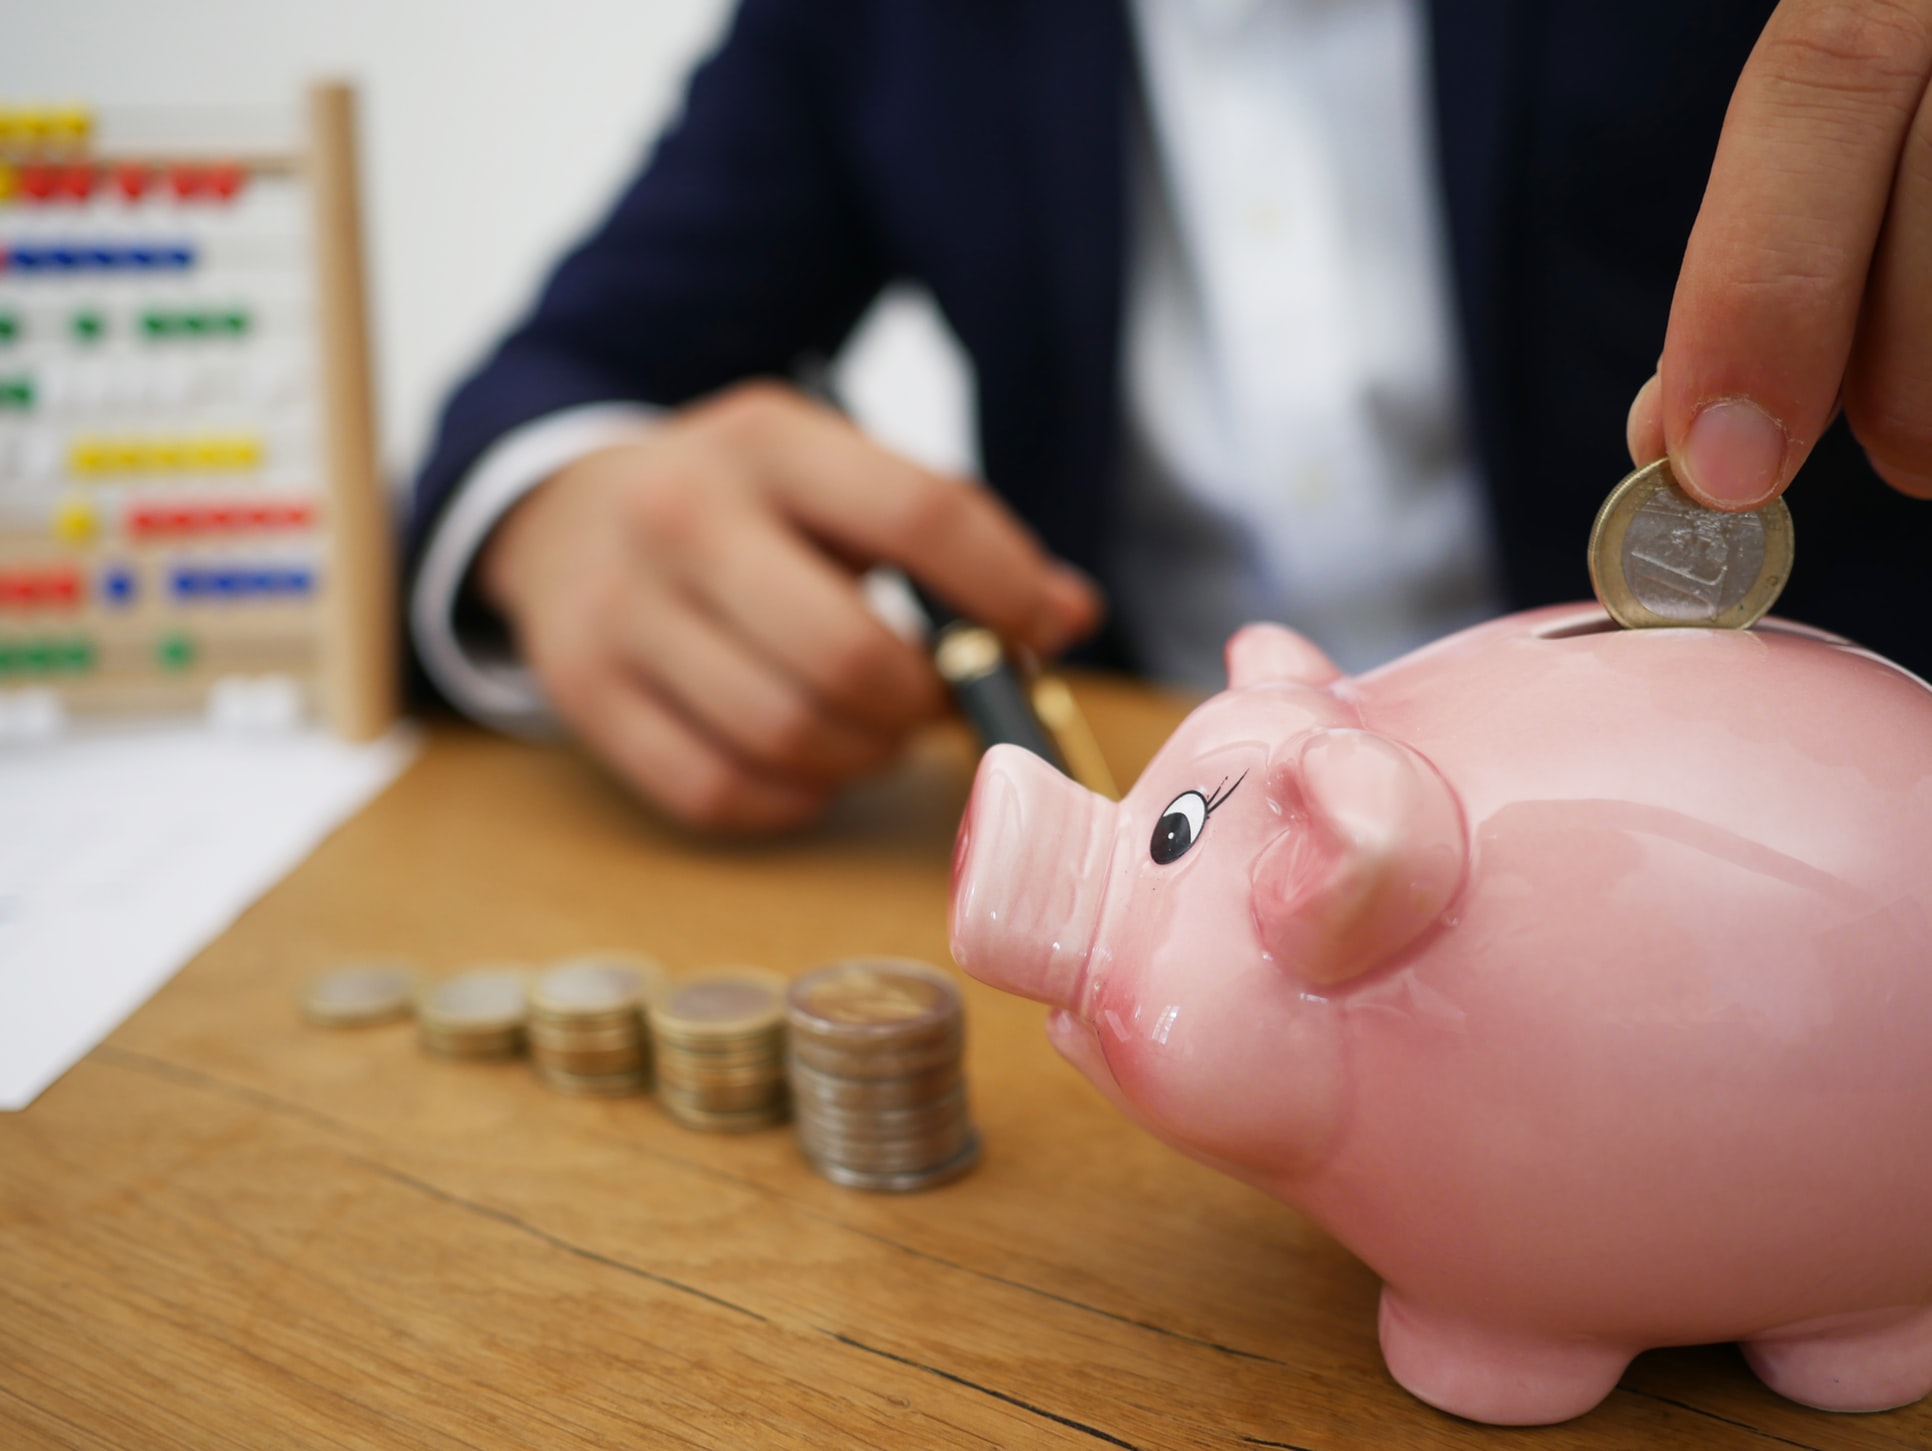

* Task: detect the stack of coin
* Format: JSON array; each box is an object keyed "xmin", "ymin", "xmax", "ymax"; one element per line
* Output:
[
  {"xmin": 527, "ymin": 955, "xmax": 663, "ymax": 1096},
  {"xmin": 786, "ymin": 958, "xmax": 978, "ymax": 1192},
  {"xmin": 300, "ymin": 960, "xmax": 420, "ymax": 1027},
  {"xmin": 416, "ymin": 966, "xmax": 529, "ymax": 1060},
  {"xmin": 649, "ymin": 969, "xmax": 791, "ymax": 1131}
]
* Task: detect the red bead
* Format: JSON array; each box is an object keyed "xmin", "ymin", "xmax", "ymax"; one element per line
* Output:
[
  {"xmin": 169, "ymin": 165, "xmax": 205, "ymax": 199},
  {"xmin": 115, "ymin": 164, "xmax": 150, "ymax": 200},
  {"xmin": 21, "ymin": 166, "xmax": 56, "ymax": 201},
  {"xmin": 210, "ymin": 505, "xmax": 239, "ymax": 528},
  {"xmin": 46, "ymin": 568, "xmax": 79, "ymax": 603},
  {"xmin": 209, "ymin": 164, "xmax": 244, "ymax": 200},
  {"xmin": 59, "ymin": 167, "xmax": 94, "ymax": 200}
]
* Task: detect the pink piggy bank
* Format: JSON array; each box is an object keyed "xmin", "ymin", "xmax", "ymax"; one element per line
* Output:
[{"xmin": 950, "ymin": 604, "xmax": 1932, "ymax": 1426}]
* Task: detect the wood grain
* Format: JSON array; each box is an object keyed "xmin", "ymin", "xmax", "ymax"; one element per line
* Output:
[{"xmin": 1, "ymin": 675, "xmax": 1923, "ymax": 1450}]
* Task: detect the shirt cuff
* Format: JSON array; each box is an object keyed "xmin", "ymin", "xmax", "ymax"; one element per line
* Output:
[{"xmin": 409, "ymin": 402, "xmax": 662, "ymax": 735}]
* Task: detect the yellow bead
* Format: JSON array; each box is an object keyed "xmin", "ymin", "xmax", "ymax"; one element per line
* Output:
[
  {"xmin": 107, "ymin": 439, "xmax": 144, "ymax": 472},
  {"xmin": 46, "ymin": 106, "xmax": 92, "ymax": 144},
  {"xmin": 68, "ymin": 437, "xmax": 105, "ymax": 475},
  {"xmin": 52, "ymin": 498, "xmax": 96, "ymax": 543},
  {"xmin": 0, "ymin": 166, "xmax": 14, "ymax": 204}
]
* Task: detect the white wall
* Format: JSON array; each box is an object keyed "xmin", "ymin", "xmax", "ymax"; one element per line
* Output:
[{"xmin": 1, "ymin": 0, "xmax": 970, "ymax": 485}]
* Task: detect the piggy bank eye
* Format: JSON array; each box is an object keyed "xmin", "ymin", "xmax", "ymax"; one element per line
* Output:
[
  {"xmin": 1151, "ymin": 791, "xmax": 1208, "ymax": 864},
  {"xmin": 1149, "ymin": 772, "xmax": 1247, "ymax": 865}
]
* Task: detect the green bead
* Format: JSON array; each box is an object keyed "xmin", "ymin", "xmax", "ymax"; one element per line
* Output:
[
  {"xmin": 64, "ymin": 638, "xmax": 95, "ymax": 672},
  {"xmin": 71, "ymin": 311, "xmax": 105, "ymax": 343},
  {"xmin": 0, "ymin": 313, "xmax": 17, "ymax": 344},
  {"xmin": 4, "ymin": 376, "xmax": 33, "ymax": 408},
  {"xmin": 156, "ymin": 631, "xmax": 197, "ymax": 672},
  {"xmin": 180, "ymin": 312, "xmax": 209, "ymax": 336},
  {"xmin": 218, "ymin": 309, "xmax": 249, "ymax": 335},
  {"xmin": 141, "ymin": 311, "xmax": 173, "ymax": 339},
  {"xmin": 21, "ymin": 640, "xmax": 55, "ymax": 673},
  {"xmin": 0, "ymin": 642, "xmax": 14, "ymax": 675}
]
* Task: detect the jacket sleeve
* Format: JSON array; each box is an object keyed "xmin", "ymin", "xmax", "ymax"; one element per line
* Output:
[{"xmin": 405, "ymin": 0, "xmax": 888, "ymax": 565}]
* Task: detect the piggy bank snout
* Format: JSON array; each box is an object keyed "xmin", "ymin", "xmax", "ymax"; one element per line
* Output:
[{"xmin": 950, "ymin": 745, "xmax": 1114, "ymax": 1010}]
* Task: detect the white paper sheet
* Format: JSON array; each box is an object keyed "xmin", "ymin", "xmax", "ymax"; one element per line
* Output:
[{"xmin": 0, "ymin": 723, "xmax": 417, "ymax": 1109}]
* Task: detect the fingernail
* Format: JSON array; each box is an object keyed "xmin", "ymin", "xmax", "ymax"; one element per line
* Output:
[{"xmin": 1681, "ymin": 398, "xmax": 1787, "ymax": 508}]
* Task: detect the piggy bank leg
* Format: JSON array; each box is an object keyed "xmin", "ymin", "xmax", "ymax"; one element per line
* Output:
[
  {"xmin": 1742, "ymin": 1305, "xmax": 1932, "ymax": 1413},
  {"xmin": 1378, "ymin": 1289, "xmax": 1636, "ymax": 1425}
]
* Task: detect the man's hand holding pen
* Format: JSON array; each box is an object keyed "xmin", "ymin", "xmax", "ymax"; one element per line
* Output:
[{"xmin": 478, "ymin": 380, "xmax": 1103, "ymax": 832}]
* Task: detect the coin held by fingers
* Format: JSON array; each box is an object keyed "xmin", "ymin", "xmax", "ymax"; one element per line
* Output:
[{"xmin": 1589, "ymin": 458, "xmax": 1794, "ymax": 630}]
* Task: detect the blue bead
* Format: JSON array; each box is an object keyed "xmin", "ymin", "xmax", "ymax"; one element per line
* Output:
[
  {"xmin": 11, "ymin": 249, "xmax": 45, "ymax": 271},
  {"xmin": 48, "ymin": 247, "xmax": 78, "ymax": 269},
  {"xmin": 90, "ymin": 247, "xmax": 120, "ymax": 269},
  {"xmin": 102, "ymin": 566, "xmax": 137, "ymax": 605},
  {"xmin": 160, "ymin": 245, "xmax": 193, "ymax": 269},
  {"xmin": 171, "ymin": 569, "xmax": 200, "ymax": 598}
]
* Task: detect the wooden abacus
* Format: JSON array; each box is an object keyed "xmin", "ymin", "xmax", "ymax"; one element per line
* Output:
[{"xmin": 0, "ymin": 82, "xmax": 395, "ymax": 741}]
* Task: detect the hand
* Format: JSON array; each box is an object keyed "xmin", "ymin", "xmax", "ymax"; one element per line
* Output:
[
  {"xmin": 1626, "ymin": 0, "xmax": 1932, "ymax": 505},
  {"xmin": 479, "ymin": 381, "xmax": 1103, "ymax": 833}
]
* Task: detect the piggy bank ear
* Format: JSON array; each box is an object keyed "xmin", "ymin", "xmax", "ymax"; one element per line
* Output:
[
  {"xmin": 1226, "ymin": 624, "xmax": 1342, "ymax": 690},
  {"xmin": 1252, "ymin": 729, "xmax": 1466, "ymax": 985}
]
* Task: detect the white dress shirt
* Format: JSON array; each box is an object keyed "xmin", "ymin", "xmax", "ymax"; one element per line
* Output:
[{"xmin": 411, "ymin": 0, "xmax": 1501, "ymax": 725}]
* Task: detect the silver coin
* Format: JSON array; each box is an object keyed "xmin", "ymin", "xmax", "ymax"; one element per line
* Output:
[
  {"xmin": 420, "ymin": 1025, "xmax": 527, "ymax": 1061},
  {"xmin": 661, "ymin": 1098, "xmax": 792, "ymax": 1133},
  {"xmin": 787, "ymin": 1060, "xmax": 962, "ymax": 1109},
  {"xmin": 536, "ymin": 1065, "xmax": 649, "ymax": 1097},
  {"xmin": 531, "ymin": 1042, "xmax": 648, "ymax": 1075},
  {"xmin": 659, "ymin": 1079, "xmax": 788, "ymax": 1114},
  {"xmin": 532, "ymin": 958, "xmax": 655, "ymax": 1021},
  {"xmin": 300, "ymin": 962, "xmax": 419, "ymax": 1026},
  {"xmin": 1588, "ymin": 458, "xmax": 1794, "ymax": 629},
  {"xmin": 797, "ymin": 1087, "xmax": 970, "ymax": 1138},
  {"xmin": 528, "ymin": 1020, "xmax": 646, "ymax": 1053},
  {"xmin": 419, "ymin": 967, "xmax": 529, "ymax": 1032},
  {"xmin": 803, "ymin": 1131, "xmax": 982, "ymax": 1193},
  {"xmin": 798, "ymin": 1116, "xmax": 973, "ymax": 1169},
  {"xmin": 653, "ymin": 1039, "xmax": 785, "ymax": 1069},
  {"xmin": 1624, "ymin": 487, "xmax": 1765, "ymax": 619},
  {"xmin": 786, "ymin": 959, "xmax": 961, "ymax": 1045},
  {"xmin": 788, "ymin": 1029, "xmax": 961, "ymax": 1079},
  {"xmin": 651, "ymin": 970, "xmax": 788, "ymax": 1039}
]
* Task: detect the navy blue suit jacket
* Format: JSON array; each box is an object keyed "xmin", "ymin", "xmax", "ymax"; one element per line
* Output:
[{"xmin": 412, "ymin": 0, "xmax": 1927, "ymax": 677}]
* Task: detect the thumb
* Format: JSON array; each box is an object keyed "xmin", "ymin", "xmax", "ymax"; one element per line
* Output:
[{"xmin": 1659, "ymin": 1, "xmax": 1931, "ymax": 509}]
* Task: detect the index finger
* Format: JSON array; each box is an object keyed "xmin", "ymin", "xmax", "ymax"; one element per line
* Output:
[
  {"xmin": 710, "ymin": 387, "xmax": 1103, "ymax": 654},
  {"xmin": 1661, "ymin": 0, "xmax": 1932, "ymax": 508}
]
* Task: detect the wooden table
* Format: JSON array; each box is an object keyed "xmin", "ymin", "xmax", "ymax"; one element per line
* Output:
[{"xmin": 2, "ymin": 677, "xmax": 1923, "ymax": 1451}]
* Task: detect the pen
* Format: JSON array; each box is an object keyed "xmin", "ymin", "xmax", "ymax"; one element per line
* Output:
[{"xmin": 794, "ymin": 357, "xmax": 1105, "ymax": 785}]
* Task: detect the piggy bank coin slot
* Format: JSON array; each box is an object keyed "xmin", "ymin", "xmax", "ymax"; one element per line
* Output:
[{"xmin": 1534, "ymin": 611, "xmax": 1620, "ymax": 640}]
